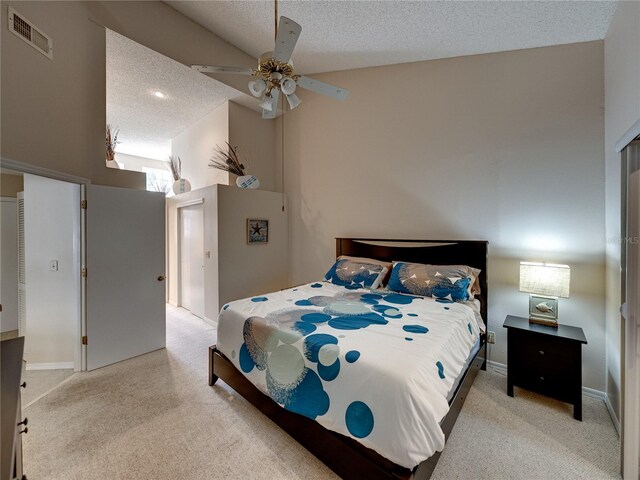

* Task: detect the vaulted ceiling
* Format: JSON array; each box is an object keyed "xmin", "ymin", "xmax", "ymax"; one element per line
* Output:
[
  {"xmin": 106, "ymin": 29, "xmax": 240, "ymax": 161},
  {"xmin": 167, "ymin": 0, "xmax": 617, "ymax": 75}
]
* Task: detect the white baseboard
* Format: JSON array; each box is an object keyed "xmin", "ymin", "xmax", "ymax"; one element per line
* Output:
[
  {"xmin": 487, "ymin": 359, "xmax": 507, "ymax": 375},
  {"xmin": 202, "ymin": 317, "xmax": 218, "ymax": 327},
  {"xmin": 26, "ymin": 362, "xmax": 74, "ymax": 371},
  {"xmin": 486, "ymin": 360, "xmax": 606, "ymax": 399},
  {"xmin": 605, "ymin": 395, "xmax": 621, "ymax": 436}
]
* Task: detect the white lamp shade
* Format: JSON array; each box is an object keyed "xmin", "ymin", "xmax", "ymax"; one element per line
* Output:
[
  {"xmin": 281, "ymin": 77, "xmax": 297, "ymax": 95},
  {"xmin": 248, "ymin": 78, "xmax": 266, "ymax": 97},
  {"xmin": 285, "ymin": 92, "xmax": 302, "ymax": 110},
  {"xmin": 519, "ymin": 262, "xmax": 570, "ymax": 298}
]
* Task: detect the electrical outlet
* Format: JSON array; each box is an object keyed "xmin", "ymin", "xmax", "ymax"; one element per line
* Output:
[{"xmin": 487, "ymin": 331, "xmax": 496, "ymax": 344}]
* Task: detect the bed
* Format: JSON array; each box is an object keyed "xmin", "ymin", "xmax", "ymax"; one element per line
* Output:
[{"xmin": 209, "ymin": 238, "xmax": 488, "ymax": 479}]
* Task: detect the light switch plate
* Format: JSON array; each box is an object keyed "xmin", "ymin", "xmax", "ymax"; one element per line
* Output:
[{"xmin": 49, "ymin": 260, "xmax": 58, "ymax": 271}]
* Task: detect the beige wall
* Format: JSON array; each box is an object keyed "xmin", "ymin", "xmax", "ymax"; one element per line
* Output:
[
  {"xmin": 167, "ymin": 185, "xmax": 288, "ymax": 321},
  {"xmin": 217, "ymin": 185, "xmax": 288, "ymax": 307},
  {"xmin": 1, "ymin": 1, "xmax": 256, "ymax": 188},
  {"xmin": 282, "ymin": 41, "xmax": 607, "ymax": 391},
  {"xmin": 229, "ymin": 102, "xmax": 278, "ymax": 192},
  {"xmin": 0, "ymin": 174, "xmax": 23, "ymax": 198},
  {"xmin": 1, "ymin": 2, "xmax": 142, "ymax": 188},
  {"xmin": 171, "ymin": 102, "xmax": 229, "ymax": 190},
  {"xmin": 604, "ymin": 0, "xmax": 640, "ymax": 424}
]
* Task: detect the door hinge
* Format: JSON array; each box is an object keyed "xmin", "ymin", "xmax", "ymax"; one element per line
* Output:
[
  {"xmin": 81, "ymin": 267, "xmax": 87, "ymax": 277},
  {"xmin": 81, "ymin": 200, "xmax": 87, "ymax": 210},
  {"xmin": 82, "ymin": 335, "xmax": 88, "ymax": 345}
]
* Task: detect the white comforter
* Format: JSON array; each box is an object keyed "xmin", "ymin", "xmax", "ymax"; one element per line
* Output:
[{"xmin": 216, "ymin": 282, "xmax": 480, "ymax": 468}]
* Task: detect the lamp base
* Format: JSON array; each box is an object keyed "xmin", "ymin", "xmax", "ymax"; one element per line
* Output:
[{"xmin": 529, "ymin": 316, "xmax": 559, "ymax": 328}]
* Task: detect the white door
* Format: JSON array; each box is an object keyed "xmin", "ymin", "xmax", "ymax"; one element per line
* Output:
[
  {"xmin": 85, "ymin": 185, "xmax": 166, "ymax": 370},
  {"xmin": 624, "ymin": 147, "xmax": 640, "ymax": 480},
  {"xmin": 180, "ymin": 204, "xmax": 205, "ymax": 318}
]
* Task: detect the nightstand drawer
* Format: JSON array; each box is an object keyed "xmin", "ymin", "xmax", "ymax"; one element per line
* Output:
[
  {"xmin": 515, "ymin": 372, "xmax": 572, "ymax": 401},
  {"xmin": 510, "ymin": 331, "xmax": 575, "ymax": 374}
]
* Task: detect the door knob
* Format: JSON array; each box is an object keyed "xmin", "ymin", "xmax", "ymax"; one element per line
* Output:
[{"xmin": 157, "ymin": 275, "xmax": 166, "ymax": 282}]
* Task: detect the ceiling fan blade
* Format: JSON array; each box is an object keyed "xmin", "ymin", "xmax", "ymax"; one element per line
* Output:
[
  {"xmin": 191, "ymin": 65, "xmax": 254, "ymax": 75},
  {"xmin": 262, "ymin": 90, "xmax": 280, "ymax": 119},
  {"xmin": 297, "ymin": 76, "xmax": 349, "ymax": 101},
  {"xmin": 273, "ymin": 17, "xmax": 302, "ymax": 63}
]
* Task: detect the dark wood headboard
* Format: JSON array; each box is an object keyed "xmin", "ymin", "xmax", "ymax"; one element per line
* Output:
[{"xmin": 336, "ymin": 238, "xmax": 488, "ymax": 331}]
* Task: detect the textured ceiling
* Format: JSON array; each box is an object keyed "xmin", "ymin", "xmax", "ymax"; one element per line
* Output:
[
  {"xmin": 106, "ymin": 30, "xmax": 241, "ymax": 161},
  {"xmin": 167, "ymin": 0, "xmax": 616, "ymax": 75}
]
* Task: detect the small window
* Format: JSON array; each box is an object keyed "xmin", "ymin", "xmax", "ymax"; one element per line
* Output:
[{"xmin": 143, "ymin": 167, "xmax": 172, "ymax": 194}]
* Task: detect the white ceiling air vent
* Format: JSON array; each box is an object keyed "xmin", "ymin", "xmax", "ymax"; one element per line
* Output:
[{"xmin": 8, "ymin": 7, "xmax": 53, "ymax": 60}]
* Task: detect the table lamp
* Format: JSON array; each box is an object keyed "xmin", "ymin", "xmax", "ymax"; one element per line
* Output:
[{"xmin": 519, "ymin": 262, "xmax": 570, "ymax": 327}]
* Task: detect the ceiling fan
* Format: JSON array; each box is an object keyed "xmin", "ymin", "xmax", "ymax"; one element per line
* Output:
[{"xmin": 191, "ymin": 2, "xmax": 349, "ymax": 119}]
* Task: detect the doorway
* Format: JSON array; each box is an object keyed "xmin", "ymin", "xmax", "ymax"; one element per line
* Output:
[
  {"xmin": 0, "ymin": 171, "xmax": 81, "ymax": 406},
  {"xmin": 179, "ymin": 202, "xmax": 205, "ymax": 319}
]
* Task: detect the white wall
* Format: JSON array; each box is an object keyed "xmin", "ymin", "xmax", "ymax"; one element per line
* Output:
[
  {"xmin": 166, "ymin": 184, "xmax": 288, "ymax": 321},
  {"xmin": 23, "ymin": 174, "xmax": 80, "ymax": 369},
  {"xmin": 281, "ymin": 41, "xmax": 607, "ymax": 391},
  {"xmin": 604, "ymin": 0, "xmax": 640, "ymax": 423},
  {"xmin": 171, "ymin": 102, "xmax": 230, "ymax": 190},
  {"xmin": 114, "ymin": 152, "xmax": 170, "ymax": 173},
  {"xmin": 1, "ymin": 198, "xmax": 18, "ymax": 332}
]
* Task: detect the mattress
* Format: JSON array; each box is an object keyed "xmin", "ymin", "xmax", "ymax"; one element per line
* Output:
[{"xmin": 217, "ymin": 282, "xmax": 481, "ymax": 468}]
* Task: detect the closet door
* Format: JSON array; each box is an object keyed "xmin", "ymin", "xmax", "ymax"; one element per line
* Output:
[
  {"xmin": 180, "ymin": 204, "xmax": 205, "ymax": 319},
  {"xmin": 85, "ymin": 185, "xmax": 165, "ymax": 370},
  {"xmin": 624, "ymin": 141, "xmax": 640, "ymax": 479}
]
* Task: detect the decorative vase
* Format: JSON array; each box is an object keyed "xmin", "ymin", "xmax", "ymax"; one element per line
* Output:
[
  {"xmin": 173, "ymin": 178, "xmax": 191, "ymax": 194},
  {"xmin": 106, "ymin": 159, "xmax": 119, "ymax": 169},
  {"xmin": 236, "ymin": 175, "xmax": 260, "ymax": 189}
]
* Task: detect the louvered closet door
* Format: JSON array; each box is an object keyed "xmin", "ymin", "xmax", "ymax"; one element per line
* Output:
[{"xmin": 84, "ymin": 185, "xmax": 166, "ymax": 370}]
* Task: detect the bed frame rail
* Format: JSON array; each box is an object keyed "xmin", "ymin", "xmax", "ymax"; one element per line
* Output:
[{"xmin": 209, "ymin": 342, "xmax": 486, "ymax": 480}]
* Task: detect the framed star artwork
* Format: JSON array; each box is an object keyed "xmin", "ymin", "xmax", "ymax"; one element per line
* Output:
[{"xmin": 247, "ymin": 218, "xmax": 269, "ymax": 244}]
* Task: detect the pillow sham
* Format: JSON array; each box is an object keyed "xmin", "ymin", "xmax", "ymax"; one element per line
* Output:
[
  {"xmin": 324, "ymin": 258, "xmax": 389, "ymax": 290},
  {"xmin": 387, "ymin": 262, "xmax": 481, "ymax": 302}
]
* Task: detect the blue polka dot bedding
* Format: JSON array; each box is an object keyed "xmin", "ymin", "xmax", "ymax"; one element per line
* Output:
[{"xmin": 217, "ymin": 281, "xmax": 481, "ymax": 469}]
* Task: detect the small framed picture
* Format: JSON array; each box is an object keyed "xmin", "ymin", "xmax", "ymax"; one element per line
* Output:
[{"xmin": 247, "ymin": 219, "xmax": 268, "ymax": 244}]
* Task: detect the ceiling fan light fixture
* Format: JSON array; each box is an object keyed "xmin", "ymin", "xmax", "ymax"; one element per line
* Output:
[
  {"xmin": 259, "ymin": 94, "xmax": 275, "ymax": 111},
  {"xmin": 248, "ymin": 78, "xmax": 267, "ymax": 97},
  {"xmin": 281, "ymin": 77, "xmax": 297, "ymax": 95},
  {"xmin": 286, "ymin": 92, "xmax": 302, "ymax": 110}
]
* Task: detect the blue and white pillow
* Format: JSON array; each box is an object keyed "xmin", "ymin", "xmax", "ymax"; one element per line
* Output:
[
  {"xmin": 387, "ymin": 262, "xmax": 479, "ymax": 302},
  {"xmin": 324, "ymin": 258, "xmax": 389, "ymax": 290}
]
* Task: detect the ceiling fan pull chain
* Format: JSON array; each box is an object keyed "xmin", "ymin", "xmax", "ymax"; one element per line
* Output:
[
  {"xmin": 281, "ymin": 86, "xmax": 286, "ymax": 212},
  {"xmin": 274, "ymin": 0, "xmax": 278, "ymax": 41}
]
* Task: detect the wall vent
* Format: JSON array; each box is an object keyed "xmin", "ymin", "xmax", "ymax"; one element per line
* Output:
[{"xmin": 8, "ymin": 7, "xmax": 53, "ymax": 60}]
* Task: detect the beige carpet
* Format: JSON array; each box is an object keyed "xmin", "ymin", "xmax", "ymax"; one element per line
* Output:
[
  {"xmin": 23, "ymin": 305, "xmax": 619, "ymax": 480},
  {"xmin": 21, "ymin": 366, "xmax": 75, "ymax": 407}
]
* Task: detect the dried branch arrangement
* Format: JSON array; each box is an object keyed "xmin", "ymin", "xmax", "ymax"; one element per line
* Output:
[
  {"xmin": 169, "ymin": 155, "xmax": 182, "ymax": 181},
  {"xmin": 209, "ymin": 142, "xmax": 246, "ymax": 176},
  {"xmin": 105, "ymin": 125, "xmax": 119, "ymax": 162}
]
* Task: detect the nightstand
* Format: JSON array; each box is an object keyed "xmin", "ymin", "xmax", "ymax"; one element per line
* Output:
[{"xmin": 503, "ymin": 315, "xmax": 587, "ymax": 420}]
